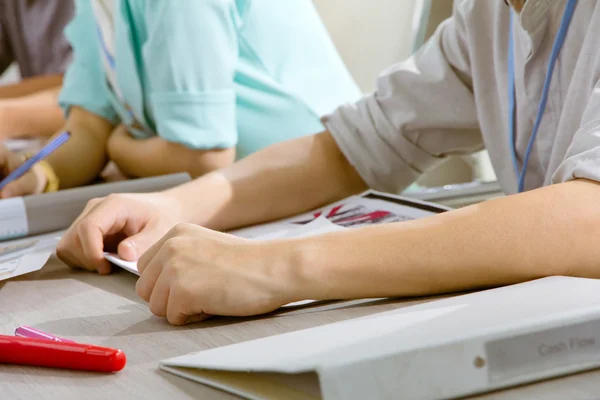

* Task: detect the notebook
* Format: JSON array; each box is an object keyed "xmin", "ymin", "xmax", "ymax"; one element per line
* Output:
[{"xmin": 159, "ymin": 276, "xmax": 600, "ymax": 400}]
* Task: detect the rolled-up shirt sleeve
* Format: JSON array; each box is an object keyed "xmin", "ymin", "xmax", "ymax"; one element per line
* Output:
[
  {"xmin": 553, "ymin": 82, "xmax": 600, "ymax": 184},
  {"xmin": 58, "ymin": 0, "xmax": 118, "ymax": 123},
  {"xmin": 323, "ymin": 1, "xmax": 484, "ymax": 194},
  {"xmin": 143, "ymin": 0, "xmax": 239, "ymax": 150}
]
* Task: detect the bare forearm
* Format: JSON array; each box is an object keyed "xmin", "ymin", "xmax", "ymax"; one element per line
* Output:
[
  {"xmin": 168, "ymin": 131, "xmax": 368, "ymax": 231},
  {"xmin": 286, "ymin": 179, "xmax": 600, "ymax": 301},
  {"xmin": 109, "ymin": 133, "xmax": 235, "ymax": 179},
  {"xmin": 47, "ymin": 107, "xmax": 114, "ymax": 189},
  {"xmin": 0, "ymin": 75, "xmax": 63, "ymax": 99},
  {"xmin": 0, "ymin": 88, "xmax": 65, "ymax": 138}
]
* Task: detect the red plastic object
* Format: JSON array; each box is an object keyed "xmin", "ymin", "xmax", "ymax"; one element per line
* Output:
[{"xmin": 0, "ymin": 335, "xmax": 126, "ymax": 372}]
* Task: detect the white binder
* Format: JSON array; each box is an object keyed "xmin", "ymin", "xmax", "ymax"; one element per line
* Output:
[{"xmin": 160, "ymin": 276, "xmax": 600, "ymax": 400}]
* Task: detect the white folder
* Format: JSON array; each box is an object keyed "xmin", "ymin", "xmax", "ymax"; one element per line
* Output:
[{"xmin": 160, "ymin": 276, "xmax": 600, "ymax": 400}]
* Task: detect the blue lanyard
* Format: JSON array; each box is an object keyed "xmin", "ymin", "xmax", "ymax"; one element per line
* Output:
[{"xmin": 508, "ymin": 0, "xmax": 577, "ymax": 192}]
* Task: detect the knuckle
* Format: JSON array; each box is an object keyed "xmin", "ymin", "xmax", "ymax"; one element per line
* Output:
[
  {"xmin": 55, "ymin": 243, "xmax": 68, "ymax": 261},
  {"xmin": 171, "ymin": 222, "xmax": 193, "ymax": 236},
  {"xmin": 148, "ymin": 301, "xmax": 165, "ymax": 317},
  {"xmin": 76, "ymin": 218, "xmax": 91, "ymax": 236},
  {"xmin": 105, "ymin": 193, "xmax": 124, "ymax": 204},
  {"xmin": 85, "ymin": 197, "xmax": 102, "ymax": 210},
  {"xmin": 55, "ymin": 236, "xmax": 68, "ymax": 255},
  {"xmin": 163, "ymin": 237, "xmax": 183, "ymax": 256},
  {"xmin": 55, "ymin": 245, "xmax": 69, "ymax": 263}
]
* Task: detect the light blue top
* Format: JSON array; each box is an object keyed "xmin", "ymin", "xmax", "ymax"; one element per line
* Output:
[{"xmin": 59, "ymin": 0, "xmax": 361, "ymax": 159}]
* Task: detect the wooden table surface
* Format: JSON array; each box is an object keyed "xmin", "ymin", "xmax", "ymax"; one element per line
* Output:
[{"xmin": 1, "ymin": 258, "xmax": 600, "ymax": 400}]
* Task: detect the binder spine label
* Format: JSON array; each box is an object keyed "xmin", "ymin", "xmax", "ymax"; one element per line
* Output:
[{"xmin": 485, "ymin": 318, "xmax": 600, "ymax": 383}]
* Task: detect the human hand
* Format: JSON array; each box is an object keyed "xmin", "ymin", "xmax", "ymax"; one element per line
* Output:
[
  {"xmin": 0, "ymin": 145, "xmax": 47, "ymax": 198},
  {"xmin": 136, "ymin": 223, "xmax": 294, "ymax": 325},
  {"xmin": 56, "ymin": 192, "xmax": 185, "ymax": 275}
]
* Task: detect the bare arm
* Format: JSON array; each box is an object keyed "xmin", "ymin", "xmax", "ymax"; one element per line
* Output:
[
  {"xmin": 107, "ymin": 126, "xmax": 235, "ymax": 179},
  {"xmin": 280, "ymin": 179, "xmax": 600, "ymax": 302},
  {"xmin": 0, "ymin": 86, "xmax": 65, "ymax": 138},
  {"xmin": 166, "ymin": 131, "xmax": 368, "ymax": 231},
  {"xmin": 46, "ymin": 106, "xmax": 114, "ymax": 189},
  {"xmin": 0, "ymin": 75, "xmax": 64, "ymax": 99}
]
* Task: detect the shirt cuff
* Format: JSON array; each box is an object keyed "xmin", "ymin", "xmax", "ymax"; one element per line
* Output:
[
  {"xmin": 58, "ymin": 64, "xmax": 119, "ymax": 124},
  {"xmin": 151, "ymin": 91, "xmax": 237, "ymax": 150},
  {"xmin": 323, "ymin": 97, "xmax": 439, "ymax": 194},
  {"xmin": 552, "ymin": 119, "xmax": 600, "ymax": 184}
]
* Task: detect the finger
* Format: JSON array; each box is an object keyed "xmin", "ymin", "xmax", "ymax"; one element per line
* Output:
[
  {"xmin": 147, "ymin": 272, "xmax": 171, "ymax": 318},
  {"xmin": 135, "ymin": 250, "xmax": 165, "ymax": 302},
  {"xmin": 0, "ymin": 172, "xmax": 38, "ymax": 198},
  {"xmin": 57, "ymin": 200, "xmax": 105, "ymax": 271},
  {"xmin": 73, "ymin": 197, "xmax": 106, "ymax": 227},
  {"xmin": 166, "ymin": 289, "xmax": 198, "ymax": 326},
  {"xmin": 117, "ymin": 220, "xmax": 160, "ymax": 261},
  {"xmin": 77, "ymin": 203, "xmax": 130, "ymax": 275},
  {"xmin": 137, "ymin": 230, "xmax": 174, "ymax": 274},
  {"xmin": 57, "ymin": 230, "xmax": 88, "ymax": 270},
  {"xmin": 137, "ymin": 223, "xmax": 195, "ymax": 274},
  {"xmin": 184, "ymin": 313, "xmax": 212, "ymax": 324}
]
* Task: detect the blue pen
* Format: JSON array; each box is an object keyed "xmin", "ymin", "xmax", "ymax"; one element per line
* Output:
[{"xmin": 0, "ymin": 131, "xmax": 71, "ymax": 191}]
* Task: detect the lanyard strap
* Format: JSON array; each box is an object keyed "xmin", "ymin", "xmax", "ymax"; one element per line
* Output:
[{"xmin": 508, "ymin": 0, "xmax": 577, "ymax": 192}]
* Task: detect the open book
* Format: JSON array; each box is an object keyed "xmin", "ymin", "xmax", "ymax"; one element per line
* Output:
[
  {"xmin": 104, "ymin": 190, "xmax": 450, "ymax": 307},
  {"xmin": 159, "ymin": 276, "xmax": 600, "ymax": 400}
]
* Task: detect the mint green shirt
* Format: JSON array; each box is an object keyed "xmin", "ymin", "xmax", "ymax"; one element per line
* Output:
[{"xmin": 59, "ymin": 0, "xmax": 361, "ymax": 159}]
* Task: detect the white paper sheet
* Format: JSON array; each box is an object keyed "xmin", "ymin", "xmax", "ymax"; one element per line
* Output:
[
  {"xmin": 0, "ymin": 231, "xmax": 62, "ymax": 281},
  {"xmin": 105, "ymin": 215, "xmax": 345, "ymax": 273},
  {"xmin": 103, "ymin": 253, "xmax": 316, "ymax": 309},
  {"xmin": 230, "ymin": 191, "xmax": 444, "ymax": 239},
  {"xmin": 0, "ymin": 197, "xmax": 29, "ymax": 241},
  {"xmin": 104, "ymin": 253, "xmax": 139, "ymax": 275},
  {"xmin": 105, "ymin": 191, "xmax": 448, "ymax": 309}
]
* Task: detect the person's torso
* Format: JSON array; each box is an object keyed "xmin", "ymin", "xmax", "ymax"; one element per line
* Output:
[
  {"xmin": 91, "ymin": 0, "xmax": 361, "ymax": 158},
  {"xmin": 461, "ymin": 0, "xmax": 600, "ymax": 194},
  {"xmin": 0, "ymin": 0, "xmax": 73, "ymax": 77}
]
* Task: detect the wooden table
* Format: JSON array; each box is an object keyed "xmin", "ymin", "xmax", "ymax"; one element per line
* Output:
[{"xmin": 1, "ymin": 258, "xmax": 600, "ymax": 400}]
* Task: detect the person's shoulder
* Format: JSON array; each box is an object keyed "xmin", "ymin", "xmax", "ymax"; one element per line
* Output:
[
  {"xmin": 446, "ymin": 0, "xmax": 509, "ymax": 40},
  {"xmin": 452, "ymin": 0, "xmax": 506, "ymax": 20}
]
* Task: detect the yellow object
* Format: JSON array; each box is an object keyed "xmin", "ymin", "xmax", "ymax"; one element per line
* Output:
[
  {"xmin": 21, "ymin": 153, "xmax": 59, "ymax": 193},
  {"xmin": 35, "ymin": 160, "xmax": 59, "ymax": 192}
]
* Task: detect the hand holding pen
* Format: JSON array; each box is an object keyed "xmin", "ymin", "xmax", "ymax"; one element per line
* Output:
[{"xmin": 0, "ymin": 132, "xmax": 70, "ymax": 198}]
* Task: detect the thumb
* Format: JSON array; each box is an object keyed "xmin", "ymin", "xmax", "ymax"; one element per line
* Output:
[
  {"xmin": 0, "ymin": 172, "xmax": 39, "ymax": 198},
  {"xmin": 117, "ymin": 229, "xmax": 159, "ymax": 261}
]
